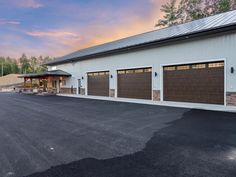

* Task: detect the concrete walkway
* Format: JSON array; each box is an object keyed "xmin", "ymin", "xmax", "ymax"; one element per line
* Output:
[{"xmin": 58, "ymin": 94, "xmax": 236, "ymax": 113}]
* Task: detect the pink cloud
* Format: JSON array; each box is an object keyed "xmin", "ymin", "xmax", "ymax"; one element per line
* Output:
[
  {"xmin": 26, "ymin": 31, "xmax": 79, "ymax": 38},
  {"xmin": 1, "ymin": 1, "xmax": 167, "ymax": 58},
  {"xmin": 0, "ymin": 19, "xmax": 20, "ymax": 25},
  {"xmin": 13, "ymin": 0, "xmax": 43, "ymax": 8},
  {"xmin": 51, "ymin": 0, "xmax": 165, "ymax": 54}
]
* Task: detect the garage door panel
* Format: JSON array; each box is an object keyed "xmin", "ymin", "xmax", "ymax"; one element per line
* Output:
[
  {"xmin": 118, "ymin": 68, "xmax": 152, "ymax": 100},
  {"xmin": 164, "ymin": 62, "xmax": 224, "ymax": 105},
  {"xmin": 88, "ymin": 72, "xmax": 109, "ymax": 96}
]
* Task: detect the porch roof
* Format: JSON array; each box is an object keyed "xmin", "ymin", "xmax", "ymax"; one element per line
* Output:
[{"xmin": 19, "ymin": 70, "xmax": 71, "ymax": 79}]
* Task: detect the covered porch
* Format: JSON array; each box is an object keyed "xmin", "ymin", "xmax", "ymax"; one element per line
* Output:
[{"xmin": 19, "ymin": 70, "xmax": 71, "ymax": 94}]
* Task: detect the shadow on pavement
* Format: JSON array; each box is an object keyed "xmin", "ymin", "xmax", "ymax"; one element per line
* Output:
[{"xmin": 25, "ymin": 109, "xmax": 236, "ymax": 177}]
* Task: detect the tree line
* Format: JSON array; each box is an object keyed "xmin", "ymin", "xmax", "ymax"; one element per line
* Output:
[
  {"xmin": 156, "ymin": 0, "xmax": 236, "ymax": 27},
  {"xmin": 0, "ymin": 54, "xmax": 53, "ymax": 76}
]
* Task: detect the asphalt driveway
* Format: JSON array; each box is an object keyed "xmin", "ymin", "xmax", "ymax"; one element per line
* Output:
[{"xmin": 0, "ymin": 93, "xmax": 235, "ymax": 177}]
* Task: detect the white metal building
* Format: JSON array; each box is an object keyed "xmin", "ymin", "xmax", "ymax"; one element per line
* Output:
[{"xmin": 46, "ymin": 10, "xmax": 236, "ymax": 106}]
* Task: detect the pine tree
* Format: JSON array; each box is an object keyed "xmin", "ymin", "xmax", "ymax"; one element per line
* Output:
[
  {"xmin": 178, "ymin": 0, "xmax": 205, "ymax": 23},
  {"xmin": 156, "ymin": 0, "xmax": 180, "ymax": 27},
  {"xmin": 156, "ymin": 0, "xmax": 236, "ymax": 28}
]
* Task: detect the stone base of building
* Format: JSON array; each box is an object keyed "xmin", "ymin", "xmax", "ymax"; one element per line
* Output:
[
  {"xmin": 60, "ymin": 88, "xmax": 77, "ymax": 94},
  {"xmin": 79, "ymin": 88, "xmax": 85, "ymax": 95},
  {"xmin": 153, "ymin": 90, "xmax": 160, "ymax": 101},
  {"xmin": 109, "ymin": 89, "xmax": 115, "ymax": 97},
  {"xmin": 227, "ymin": 92, "xmax": 236, "ymax": 106}
]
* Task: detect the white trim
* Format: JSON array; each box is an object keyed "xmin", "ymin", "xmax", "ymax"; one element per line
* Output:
[
  {"xmin": 151, "ymin": 65, "xmax": 154, "ymax": 100},
  {"xmin": 224, "ymin": 58, "xmax": 227, "ymax": 106},
  {"xmin": 160, "ymin": 65, "xmax": 164, "ymax": 101},
  {"xmin": 116, "ymin": 65, "xmax": 153, "ymax": 71},
  {"xmin": 86, "ymin": 70, "xmax": 110, "ymax": 74},
  {"xmin": 160, "ymin": 58, "xmax": 226, "ymax": 105},
  {"xmin": 115, "ymin": 71, "xmax": 118, "ymax": 98},
  {"xmin": 85, "ymin": 74, "xmax": 88, "ymax": 95},
  {"xmin": 160, "ymin": 58, "xmax": 225, "ymax": 67}
]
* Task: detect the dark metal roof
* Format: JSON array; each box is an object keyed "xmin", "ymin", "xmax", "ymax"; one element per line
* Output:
[
  {"xmin": 19, "ymin": 70, "xmax": 71, "ymax": 78},
  {"xmin": 47, "ymin": 10, "xmax": 236, "ymax": 66}
]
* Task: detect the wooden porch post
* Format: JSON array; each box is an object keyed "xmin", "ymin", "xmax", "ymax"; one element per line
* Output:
[
  {"xmin": 47, "ymin": 76, "xmax": 52, "ymax": 92},
  {"xmin": 24, "ymin": 78, "xmax": 26, "ymax": 89},
  {"xmin": 39, "ymin": 78, "xmax": 41, "ymax": 89},
  {"xmin": 30, "ymin": 78, "xmax": 33, "ymax": 88}
]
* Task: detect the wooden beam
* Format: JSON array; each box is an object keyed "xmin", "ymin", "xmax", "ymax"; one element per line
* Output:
[
  {"xmin": 24, "ymin": 78, "xmax": 26, "ymax": 88},
  {"xmin": 47, "ymin": 76, "xmax": 52, "ymax": 89},
  {"xmin": 30, "ymin": 78, "xmax": 32, "ymax": 88}
]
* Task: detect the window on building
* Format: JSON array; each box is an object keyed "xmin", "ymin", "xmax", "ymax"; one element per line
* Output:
[
  {"xmin": 52, "ymin": 80, "xmax": 57, "ymax": 88},
  {"xmin": 51, "ymin": 66, "xmax": 57, "ymax": 70},
  {"xmin": 208, "ymin": 62, "xmax": 224, "ymax": 68},
  {"xmin": 134, "ymin": 69, "xmax": 144, "ymax": 73},
  {"xmin": 177, "ymin": 65, "xmax": 190, "ymax": 70},
  {"xmin": 62, "ymin": 80, "xmax": 66, "ymax": 86},
  {"xmin": 144, "ymin": 68, "xmax": 152, "ymax": 72},
  {"xmin": 88, "ymin": 71, "xmax": 109, "ymax": 76},
  {"xmin": 118, "ymin": 70, "xmax": 125, "ymax": 74},
  {"xmin": 118, "ymin": 68, "xmax": 151, "ymax": 74},
  {"xmin": 192, "ymin": 64, "xmax": 206, "ymax": 69},
  {"xmin": 126, "ymin": 70, "xmax": 134, "ymax": 74},
  {"xmin": 98, "ymin": 72, "xmax": 105, "ymax": 75},
  {"xmin": 164, "ymin": 66, "xmax": 176, "ymax": 71}
]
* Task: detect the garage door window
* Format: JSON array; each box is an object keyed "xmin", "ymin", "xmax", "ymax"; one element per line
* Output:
[
  {"xmin": 126, "ymin": 70, "xmax": 134, "ymax": 74},
  {"xmin": 164, "ymin": 62, "xmax": 224, "ymax": 71},
  {"xmin": 192, "ymin": 64, "xmax": 206, "ymax": 69},
  {"xmin": 118, "ymin": 70, "xmax": 125, "ymax": 74},
  {"xmin": 88, "ymin": 71, "xmax": 109, "ymax": 76},
  {"xmin": 177, "ymin": 65, "xmax": 190, "ymax": 70},
  {"xmin": 118, "ymin": 68, "xmax": 152, "ymax": 74},
  {"xmin": 164, "ymin": 66, "xmax": 176, "ymax": 71},
  {"xmin": 144, "ymin": 68, "xmax": 152, "ymax": 72},
  {"xmin": 135, "ymin": 69, "xmax": 144, "ymax": 73},
  {"xmin": 208, "ymin": 62, "xmax": 224, "ymax": 68}
]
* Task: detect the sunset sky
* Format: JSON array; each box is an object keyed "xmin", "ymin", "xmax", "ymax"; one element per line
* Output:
[{"xmin": 0, "ymin": 0, "xmax": 166, "ymax": 58}]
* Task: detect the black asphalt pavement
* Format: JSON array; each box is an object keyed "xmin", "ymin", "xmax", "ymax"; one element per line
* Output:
[{"xmin": 0, "ymin": 93, "xmax": 235, "ymax": 177}]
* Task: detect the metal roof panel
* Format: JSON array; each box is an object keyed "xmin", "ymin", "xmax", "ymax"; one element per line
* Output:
[{"xmin": 47, "ymin": 10, "xmax": 236, "ymax": 65}]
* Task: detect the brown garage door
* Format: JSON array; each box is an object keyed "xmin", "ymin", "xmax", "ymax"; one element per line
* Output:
[
  {"xmin": 118, "ymin": 68, "xmax": 152, "ymax": 100},
  {"xmin": 163, "ymin": 61, "xmax": 224, "ymax": 105},
  {"xmin": 88, "ymin": 71, "xmax": 109, "ymax": 96}
]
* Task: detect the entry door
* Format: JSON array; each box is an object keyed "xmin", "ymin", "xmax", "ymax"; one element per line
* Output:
[
  {"xmin": 78, "ymin": 79, "xmax": 81, "ymax": 94},
  {"xmin": 163, "ymin": 61, "xmax": 224, "ymax": 105},
  {"xmin": 52, "ymin": 80, "xmax": 60, "ymax": 93},
  {"xmin": 117, "ymin": 68, "xmax": 152, "ymax": 100}
]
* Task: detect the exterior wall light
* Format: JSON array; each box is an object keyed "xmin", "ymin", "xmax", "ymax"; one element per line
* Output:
[
  {"xmin": 110, "ymin": 75, "xmax": 113, "ymax": 79},
  {"xmin": 155, "ymin": 72, "xmax": 158, "ymax": 77},
  {"xmin": 82, "ymin": 77, "xmax": 84, "ymax": 80},
  {"xmin": 231, "ymin": 67, "xmax": 234, "ymax": 74}
]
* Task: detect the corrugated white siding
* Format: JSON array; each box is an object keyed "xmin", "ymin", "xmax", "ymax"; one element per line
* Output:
[{"xmin": 48, "ymin": 33, "xmax": 236, "ymax": 96}]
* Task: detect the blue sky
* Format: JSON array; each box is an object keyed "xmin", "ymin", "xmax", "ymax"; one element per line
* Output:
[{"xmin": 0, "ymin": 0, "xmax": 165, "ymax": 58}]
